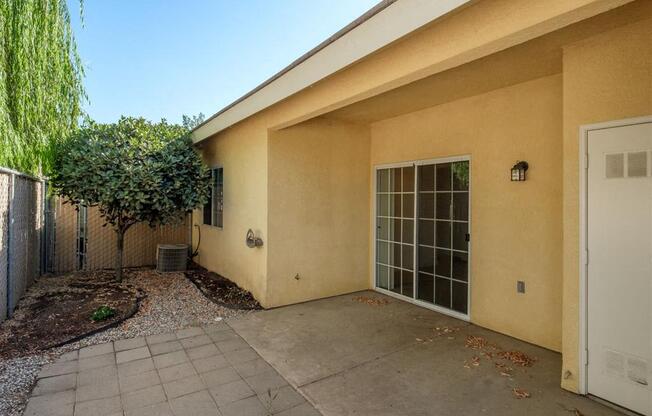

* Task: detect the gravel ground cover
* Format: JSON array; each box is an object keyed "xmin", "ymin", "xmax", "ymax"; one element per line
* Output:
[{"xmin": 0, "ymin": 268, "xmax": 254, "ymax": 416}]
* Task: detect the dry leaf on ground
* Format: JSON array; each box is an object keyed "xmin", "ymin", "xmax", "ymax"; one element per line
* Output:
[
  {"xmin": 512, "ymin": 388, "xmax": 531, "ymax": 399},
  {"xmin": 352, "ymin": 296, "xmax": 390, "ymax": 306},
  {"xmin": 465, "ymin": 335, "xmax": 491, "ymax": 350},
  {"xmin": 434, "ymin": 326, "xmax": 460, "ymax": 337},
  {"xmin": 497, "ymin": 350, "xmax": 537, "ymax": 367}
]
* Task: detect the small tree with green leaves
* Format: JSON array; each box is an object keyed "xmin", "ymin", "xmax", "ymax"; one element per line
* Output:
[{"xmin": 51, "ymin": 117, "xmax": 210, "ymax": 281}]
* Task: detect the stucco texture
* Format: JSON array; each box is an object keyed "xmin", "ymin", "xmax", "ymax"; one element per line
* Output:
[
  {"xmin": 192, "ymin": 118, "xmax": 269, "ymax": 304},
  {"xmin": 371, "ymin": 74, "xmax": 564, "ymax": 352},
  {"xmin": 267, "ymin": 118, "xmax": 371, "ymax": 306},
  {"xmin": 560, "ymin": 16, "xmax": 652, "ymax": 392},
  {"xmin": 193, "ymin": 0, "xmax": 650, "ymax": 395}
]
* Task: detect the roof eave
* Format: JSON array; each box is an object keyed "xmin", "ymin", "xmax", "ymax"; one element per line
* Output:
[{"xmin": 192, "ymin": 0, "xmax": 469, "ymax": 143}]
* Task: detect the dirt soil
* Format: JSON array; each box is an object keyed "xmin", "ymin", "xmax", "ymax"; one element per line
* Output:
[
  {"xmin": 185, "ymin": 263, "xmax": 261, "ymax": 310},
  {"xmin": 0, "ymin": 271, "xmax": 140, "ymax": 359}
]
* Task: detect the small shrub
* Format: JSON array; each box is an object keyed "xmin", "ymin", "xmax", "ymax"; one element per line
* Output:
[{"xmin": 91, "ymin": 306, "xmax": 116, "ymax": 322}]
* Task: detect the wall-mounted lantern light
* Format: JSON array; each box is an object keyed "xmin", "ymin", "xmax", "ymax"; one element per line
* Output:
[{"xmin": 511, "ymin": 161, "xmax": 529, "ymax": 181}]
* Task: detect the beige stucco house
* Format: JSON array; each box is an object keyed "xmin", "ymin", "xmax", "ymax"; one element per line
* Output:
[{"xmin": 191, "ymin": 0, "xmax": 651, "ymax": 412}]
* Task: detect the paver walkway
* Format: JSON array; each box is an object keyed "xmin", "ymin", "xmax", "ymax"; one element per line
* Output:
[{"xmin": 24, "ymin": 323, "xmax": 320, "ymax": 416}]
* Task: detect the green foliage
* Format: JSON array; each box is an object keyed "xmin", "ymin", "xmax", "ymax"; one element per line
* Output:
[
  {"xmin": 182, "ymin": 113, "xmax": 205, "ymax": 131},
  {"xmin": 0, "ymin": 0, "xmax": 85, "ymax": 175},
  {"xmin": 452, "ymin": 161, "xmax": 469, "ymax": 187},
  {"xmin": 91, "ymin": 305, "xmax": 115, "ymax": 322},
  {"xmin": 51, "ymin": 117, "xmax": 211, "ymax": 232}
]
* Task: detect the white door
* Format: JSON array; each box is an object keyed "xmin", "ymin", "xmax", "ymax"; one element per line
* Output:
[{"xmin": 587, "ymin": 121, "xmax": 652, "ymax": 415}]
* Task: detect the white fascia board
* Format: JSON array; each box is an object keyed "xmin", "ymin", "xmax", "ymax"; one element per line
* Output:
[{"xmin": 192, "ymin": 0, "xmax": 469, "ymax": 143}]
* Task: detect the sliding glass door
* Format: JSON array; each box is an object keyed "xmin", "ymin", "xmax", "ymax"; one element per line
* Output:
[{"xmin": 375, "ymin": 157, "xmax": 470, "ymax": 317}]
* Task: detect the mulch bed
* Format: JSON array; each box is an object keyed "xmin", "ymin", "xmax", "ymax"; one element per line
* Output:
[
  {"xmin": 0, "ymin": 271, "xmax": 141, "ymax": 359},
  {"xmin": 185, "ymin": 263, "xmax": 261, "ymax": 310}
]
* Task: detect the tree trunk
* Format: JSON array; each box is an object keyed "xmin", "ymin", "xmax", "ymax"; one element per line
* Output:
[{"xmin": 115, "ymin": 229, "xmax": 124, "ymax": 282}]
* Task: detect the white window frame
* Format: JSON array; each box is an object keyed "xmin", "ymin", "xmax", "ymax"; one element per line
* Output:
[{"xmin": 372, "ymin": 154, "xmax": 472, "ymax": 322}]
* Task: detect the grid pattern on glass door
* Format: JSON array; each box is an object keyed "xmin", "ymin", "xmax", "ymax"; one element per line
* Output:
[
  {"xmin": 375, "ymin": 159, "xmax": 470, "ymax": 316},
  {"xmin": 375, "ymin": 166, "xmax": 415, "ymax": 297},
  {"xmin": 415, "ymin": 161, "xmax": 469, "ymax": 314}
]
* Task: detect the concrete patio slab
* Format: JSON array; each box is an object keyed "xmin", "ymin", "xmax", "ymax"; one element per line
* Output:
[
  {"xmin": 24, "ymin": 291, "xmax": 629, "ymax": 415},
  {"xmin": 24, "ymin": 326, "xmax": 317, "ymax": 416},
  {"xmin": 229, "ymin": 290, "xmax": 625, "ymax": 416}
]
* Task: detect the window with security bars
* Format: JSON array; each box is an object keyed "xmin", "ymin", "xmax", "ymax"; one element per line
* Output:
[{"xmin": 203, "ymin": 167, "xmax": 223, "ymax": 228}]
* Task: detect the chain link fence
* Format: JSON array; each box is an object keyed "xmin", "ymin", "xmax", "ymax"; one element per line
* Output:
[
  {"xmin": 0, "ymin": 166, "xmax": 190, "ymax": 322},
  {"xmin": 0, "ymin": 167, "xmax": 44, "ymax": 322}
]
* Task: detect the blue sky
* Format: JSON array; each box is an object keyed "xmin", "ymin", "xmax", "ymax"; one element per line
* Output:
[{"xmin": 67, "ymin": 1, "xmax": 379, "ymax": 124}]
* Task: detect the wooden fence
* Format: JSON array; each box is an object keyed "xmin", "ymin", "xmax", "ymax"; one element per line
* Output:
[{"xmin": 0, "ymin": 165, "xmax": 189, "ymax": 322}]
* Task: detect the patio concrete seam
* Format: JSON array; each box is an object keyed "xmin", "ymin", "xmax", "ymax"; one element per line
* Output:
[
  {"xmin": 226, "ymin": 320, "xmax": 325, "ymax": 415},
  {"xmin": 294, "ymin": 341, "xmax": 422, "ymax": 390}
]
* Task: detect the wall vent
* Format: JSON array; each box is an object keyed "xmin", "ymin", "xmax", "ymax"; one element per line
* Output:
[{"xmin": 156, "ymin": 244, "xmax": 188, "ymax": 272}]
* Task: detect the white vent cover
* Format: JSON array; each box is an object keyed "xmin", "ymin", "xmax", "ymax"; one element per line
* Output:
[{"xmin": 157, "ymin": 244, "xmax": 188, "ymax": 272}]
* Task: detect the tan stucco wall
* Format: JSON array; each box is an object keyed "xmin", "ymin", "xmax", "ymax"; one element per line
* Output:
[
  {"xmin": 267, "ymin": 118, "xmax": 371, "ymax": 306},
  {"xmin": 560, "ymin": 16, "xmax": 652, "ymax": 392},
  {"xmin": 192, "ymin": 119, "xmax": 269, "ymax": 304},
  {"xmin": 194, "ymin": 0, "xmax": 628, "ymax": 308},
  {"xmin": 370, "ymin": 75, "xmax": 564, "ymax": 351},
  {"xmin": 193, "ymin": 2, "xmax": 649, "ymax": 394}
]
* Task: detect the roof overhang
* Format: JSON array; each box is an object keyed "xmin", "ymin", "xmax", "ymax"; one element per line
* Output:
[{"xmin": 192, "ymin": 0, "xmax": 470, "ymax": 143}]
